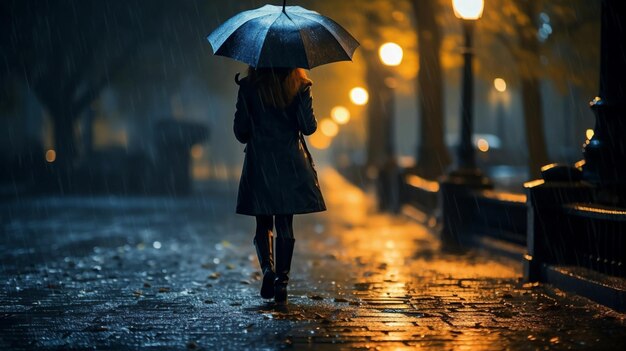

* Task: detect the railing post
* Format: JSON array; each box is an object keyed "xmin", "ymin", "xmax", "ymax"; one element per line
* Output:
[
  {"xmin": 524, "ymin": 168, "xmax": 594, "ymax": 282},
  {"xmin": 582, "ymin": 0, "xmax": 626, "ymax": 206}
]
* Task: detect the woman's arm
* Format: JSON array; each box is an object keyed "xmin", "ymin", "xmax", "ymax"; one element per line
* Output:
[
  {"xmin": 233, "ymin": 86, "xmax": 252, "ymax": 143},
  {"xmin": 295, "ymin": 85, "xmax": 317, "ymax": 136}
]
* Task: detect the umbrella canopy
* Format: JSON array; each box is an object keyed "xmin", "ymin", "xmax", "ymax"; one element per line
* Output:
[{"xmin": 207, "ymin": 3, "xmax": 359, "ymax": 69}]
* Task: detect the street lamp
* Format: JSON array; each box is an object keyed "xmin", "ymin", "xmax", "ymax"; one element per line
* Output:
[
  {"xmin": 452, "ymin": 0, "xmax": 484, "ymax": 20},
  {"xmin": 378, "ymin": 42, "xmax": 403, "ymax": 162},
  {"xmin": 450, "ymin": 0, "xmax": 487, "ymax": 180},
  {"xmin": 376, "ymin": 42, "xmax": 403, "ymax": 212},
  {"xmin": 440, "ymin": 0, "xmax": 490, "ymax": 249}
]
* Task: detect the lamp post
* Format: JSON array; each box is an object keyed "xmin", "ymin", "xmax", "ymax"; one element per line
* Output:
[
  {"xmin": 378, "ymin": 42, "xmax": 403, "ymax": 166},
  {"xmin": 450, "ymin": 0, "xmax": 486, "ymax": 179},
  {"xmin": 440, "ymin": 0, "xmax": 491, "ymax": 249},
  {"xmin": 376, "ymin": 42, "xmax": 403, "ymax": 212}
]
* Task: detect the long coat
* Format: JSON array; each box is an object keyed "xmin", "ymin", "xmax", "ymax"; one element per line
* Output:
[{"xmin": 233, "ymin": 75, "xmax": 326, "ymax": 216}]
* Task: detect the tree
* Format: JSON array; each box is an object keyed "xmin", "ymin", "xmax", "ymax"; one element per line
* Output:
[
  {"xmin": 410, "ymin": 0, "xmax": 451, "ymax": 178},
  {"xmin": 312, "ymin": 0, "xmax": 450, "ymax": 175},
  {"xmin": 476, "ymin": 0, "xmax": 600, "ymax": 177},
  {"xmin": 1, "ymin": 0, "xmax": 192, "ymax": 174}
]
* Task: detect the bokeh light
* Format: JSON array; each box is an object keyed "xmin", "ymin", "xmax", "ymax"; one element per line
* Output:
[
  {"xmin": 494, "ymin": 78, "xmax": 507, "ymax": 92},
  {"xmin": 309, "ymin": 132, "xmax": 331, "ymax": 150},
  {"xmin": 349, "ymin": 87, "xmax": 369, "ymax": 106},
  {"xmin": 320, "ymin": 118, "xmax": 339, "ymax": 137},
  {"xmin": 477, "ymin": 138, "xmax": 490, "ymax": 152},
  {"xmin": 45, "ymin": 150, "xmax": 56, "ymax": 163},
  {"xmin": 586, "ymin": 129, "xmax": 594, "ymax": 140},
  {"xmin": 331, "ymin": 106, "xmax": 351, "ymax": 125},
  {"xmin": 379, "ymin": 42, "xmax": 403, "ymax": 66},
  {"xmin": 190, "ymin": 144, "xmax": 203, "ymax": 159}
]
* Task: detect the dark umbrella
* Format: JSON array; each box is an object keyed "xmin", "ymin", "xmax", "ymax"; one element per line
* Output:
[{"xmin": 207, "ymin": 1, "xmax": 359, "ymax": 69}]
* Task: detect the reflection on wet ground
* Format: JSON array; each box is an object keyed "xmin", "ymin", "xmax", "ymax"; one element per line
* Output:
[{"xmin": 0, "ymin": 169, "xmax": 624, "ymax": 350}]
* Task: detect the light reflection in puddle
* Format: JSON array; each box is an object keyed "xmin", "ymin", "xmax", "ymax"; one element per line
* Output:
[{"xmin": 294, "ymin": 169, "xmax": 524, "ymax": 349}]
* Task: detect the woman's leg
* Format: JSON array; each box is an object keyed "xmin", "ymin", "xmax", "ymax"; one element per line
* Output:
[
  {"xmin": 274, "ymin": 215, "xmax": 294, "ymax": 239},
  {"xmin": 254, "ymin": 215, "xmax": 275, "ymax": 298},
  {"xmin": 255, "ymin": 215, "xmax": 273, "ymax": 235},
  {"xmin": 273, "ymin": 215, "xmax": 295, "ymax": 304}
]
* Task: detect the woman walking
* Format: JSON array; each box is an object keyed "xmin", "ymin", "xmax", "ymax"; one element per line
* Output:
[
  {"xmin": 233, "ymin": 67, "xmax": 326, "ymax": 304},
  {"xmin": 207, "ymin": 1, "xmax": 357, "ymax": 304}
]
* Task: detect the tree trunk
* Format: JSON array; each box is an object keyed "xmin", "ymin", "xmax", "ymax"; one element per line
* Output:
[
  {"xmin": 520, "ymin": 76, "xmax": 549, "ymax": 178},
  {"xmin": 517, "ymin": 1, "xmax": 549, "ymax": 179},
  {"xmin": 364, "ymin": 50, "xmax": 393, "ymax": 168},
  {"xmin": 410, "ymin": 0, "xmax": 451, "ymax": 179}
]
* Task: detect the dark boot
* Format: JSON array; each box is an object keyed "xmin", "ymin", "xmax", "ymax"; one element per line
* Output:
[
  {"xmin": 274, "ymin": 237, "xmax": 295, "ymax": 304},
  {"xmin": 254, "ymin": 232, "xmax": 275, "ymax": 299}
]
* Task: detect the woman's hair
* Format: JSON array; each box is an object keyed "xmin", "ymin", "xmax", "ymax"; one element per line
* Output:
[{"xmin": 247, "ymin": 67, "xmax": 312, "ymax": 109}]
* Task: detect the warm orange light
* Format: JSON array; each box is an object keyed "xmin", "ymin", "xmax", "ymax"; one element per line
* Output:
[
  {"xmin": 309, "ymin": 132, "xmax": 331, "ymax": 150},
  {"xmin": 349, "ymin": 87, "xmax": 369, "ymax": 106},
  {"xmin": 452, "ymin": 0, "xmax": 484, "ymax": 20},
  {"xmin": 45, "ymin": 150, "xmax": 56, "ymax": 163},
  {"xmin": 331, "ymin": 106, "xmax": 350, "ymax": 125},
  {"xmin": 585, "ymin": 129, "xmax": 594, "ymax": 140},
  {"xmin": 379, "ymin": 42, "xmax": 403, "ymax": 66},
  {"xmin": 320, "ymin": 118, "xmax": 339, "ymax": 137},
  {"xmin": 405, "ymin": 174, "xmax": 440, "ymax": 193},
  {"xmin": 482, "ymin": 190, "xmax": 527, "ymax": 203},
  {"xmin": 477, "ymin": 138, "xmax": 489, "ymax": 152},
  {"xmin": 494, "ymin": 78, "xmax": 507, "ymax": 92},
  {"xmin": 190, "ymin": 144, "xmax": 203, "ymax": 159}
]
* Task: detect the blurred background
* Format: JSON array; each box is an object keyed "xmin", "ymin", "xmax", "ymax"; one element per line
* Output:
[{"xmin": 0, "ymin": 0, "xmax": 600, "ymax": 197}]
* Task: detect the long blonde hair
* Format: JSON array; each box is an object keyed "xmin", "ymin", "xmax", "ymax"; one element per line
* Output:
[{"xmin": 247, "ymin": 67, "xmax": 312, "ymax": 109}]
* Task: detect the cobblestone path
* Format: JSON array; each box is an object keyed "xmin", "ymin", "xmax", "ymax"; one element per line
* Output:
[{"xmin": 1, "ymin": 169, "xmax": 624, "ymax": 350}]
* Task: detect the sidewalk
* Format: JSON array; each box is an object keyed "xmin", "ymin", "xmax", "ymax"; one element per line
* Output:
[{"xmin": 1, "ymin": 169, "xmax": 624, "ymax": 350}]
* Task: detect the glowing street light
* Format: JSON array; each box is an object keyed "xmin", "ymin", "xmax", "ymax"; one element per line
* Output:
[
  {"xmin": 494, "ymin": 78, "xmax": 507, "ymax": 92},
  {"xmin": 374, "ymin": 42, "xmax": 404, "ymax": 212},
  {"xmin": 449, "ymin": 0, "xmax": 485, "ymax": 172},
  {"xmin": 349, "ymin": 87, "xmax": 369, "ymax": 105},
  {"xmin": 320, "ymin": 118, "xmax": 339, "ymax": 137},
  {"xmin": 379, "ymin": 42, "xmax": 403, "ymax": 66},
  {"xmin": 331, "ymin": 106, "xmax": 350, "ymax": 125},
  {"xmin": 452, "ymin": 0, "xmax": 484, "ymax": 20}
]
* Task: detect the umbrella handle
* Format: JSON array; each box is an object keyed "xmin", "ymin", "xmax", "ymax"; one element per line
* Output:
[{"xmin": 282, "ymin": 0, "xmax": 286, "ymax": 13}]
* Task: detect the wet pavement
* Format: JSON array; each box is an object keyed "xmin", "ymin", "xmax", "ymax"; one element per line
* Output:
[{"xmin": 1, "ymin": 169, "xmax": 625, "ymax": 350}]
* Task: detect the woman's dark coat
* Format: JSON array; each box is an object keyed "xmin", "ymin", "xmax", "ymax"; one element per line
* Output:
[{"xmin": 233, "ymin": 75, "xmax": 326, "ymax": 216}]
